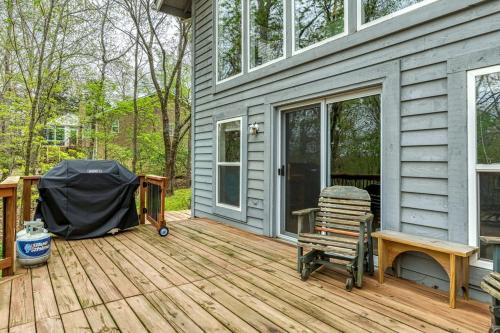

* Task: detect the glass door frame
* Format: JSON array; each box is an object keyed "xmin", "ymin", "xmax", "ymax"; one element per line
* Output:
[{"xmin": 275, "ymin": 87, "xmax": 382, "ymax": 241}]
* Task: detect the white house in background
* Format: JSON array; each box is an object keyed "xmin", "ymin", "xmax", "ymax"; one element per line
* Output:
[{"xmin": 44, "ymin": 113, "xmax": 80, "ymax": 147}]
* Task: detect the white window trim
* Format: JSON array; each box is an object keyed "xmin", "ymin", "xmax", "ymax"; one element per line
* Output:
[
  {"xmin": 247, "ymin": 0, "xmax": 287, "ymax": 73},
  {"xmin": 467, "ymin": 64, "xmax": 500, "ymax": 270},
  {"xmin": 216, "ymin": 117, "xmax": 243, "ymax": 211},
  {"xmin": 357, "ymin": 0, "xmax": 438, "ymax": 31},
  {"xmin": 291, "ymin": 0, "xmax": 348, "ymax": 56},
  {"xmin": 215, "ymin": 0, "xmax": 244, "ymax": 85}
]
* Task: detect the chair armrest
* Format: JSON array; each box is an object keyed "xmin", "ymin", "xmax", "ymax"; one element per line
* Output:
[
  {"xmin": 359, "ymin": 213, "xmax": 374, "ymax": 225},
  {"xmin": 480, "ymin": 236, "xmax": 500, "ymax": 245},
  {"xmin": 292, "ymin": 208, "xmax": 320, "ymax": 216},
  {"xmin": 293, "ymin": 208, "xmax": 319, "ymax": 234}
]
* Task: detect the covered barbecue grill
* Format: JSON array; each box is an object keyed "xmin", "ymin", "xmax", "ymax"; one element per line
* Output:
[{"xmin": 36, "ymin": 160, "xmax": 139, "ymax": 240}]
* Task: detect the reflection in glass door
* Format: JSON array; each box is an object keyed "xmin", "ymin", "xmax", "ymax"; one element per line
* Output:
[
  {"xmin": 328, "ymin": 94, "xmax": 381, "ymax": 229},
  {"xmin": 280, "ymin": 104, "xmax": 321, "ymax": 237}
]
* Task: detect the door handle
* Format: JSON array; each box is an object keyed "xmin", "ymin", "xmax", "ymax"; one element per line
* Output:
[{"xmin": 278, "ymin": 165, "xmax": 284, "ymax": 176}]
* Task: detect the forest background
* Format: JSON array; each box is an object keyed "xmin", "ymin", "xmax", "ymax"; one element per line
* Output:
[{"xmin": 0, "ymin": 0, "xmax": 191, "ymax": 202}]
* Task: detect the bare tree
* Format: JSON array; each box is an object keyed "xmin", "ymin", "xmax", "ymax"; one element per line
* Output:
[
  {"xmin": 88, "ymin": 0, "xmax": 133, "ymax": 159},
  {"xmin": 6, "ymin": 0, "xmax": 75, "ymax": 174},
  {"xmin": 123, "ymin": 0, "xmax": 191, "ymax": 194}
]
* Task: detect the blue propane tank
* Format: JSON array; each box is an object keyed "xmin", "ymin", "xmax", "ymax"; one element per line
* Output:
[{"xmin": 16, "ymin": 219, "xmax": 51, "ymax": 267}]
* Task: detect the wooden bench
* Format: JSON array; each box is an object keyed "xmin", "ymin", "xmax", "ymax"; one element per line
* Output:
[{"xmin": 372, "ymin": 230, "xmax": 478, "ymax": 308}]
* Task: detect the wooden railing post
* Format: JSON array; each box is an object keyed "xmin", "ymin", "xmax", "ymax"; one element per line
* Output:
[
  {"xmin": 160, "ymin": 177, "xmax": 166, "ymax": 225},
  {"xmin": 1, "ymin": 176, "xmax": 20, "ymax": 277},
  {"xmin": 22, "ymin": 178, "xmax": 32, "ymax": 223},
  {"xmin": 21, "ymin": 176, "xmax": 40, "ymax": 224},
  {"xmin": 139, "ymin": 175, "xmax": 146, "ymax": 225},
  {"xmin": 141, "ymin": 175, "xmax": 167, "ymax": 233}
]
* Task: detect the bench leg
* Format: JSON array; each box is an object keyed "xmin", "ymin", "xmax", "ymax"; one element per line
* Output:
[
  {"xmin": 378, "ymin": 238, "xmax": 385, "ymax": 284},
  {"xmin": 462, "ymin": 256, "xmax": 469, "ymax": 300},
  {"xmin": 450, "ymin": 254, "xmax": 457, "ymax": 309}
]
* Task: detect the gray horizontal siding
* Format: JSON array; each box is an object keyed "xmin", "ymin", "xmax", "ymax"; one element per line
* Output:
[{"xmin": 191, "ymin": 0, "xmax": 500, "ymax": 298}]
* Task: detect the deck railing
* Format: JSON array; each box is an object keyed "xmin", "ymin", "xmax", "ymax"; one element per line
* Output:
[
  {"xmin": 139, "ymin": 175, "xmax": 167, "ymax": 233},
  {"xmin": 1, "ymin": 176, "xmax": 20, "ymax": 276},
  {"xmin": 331, "ymin": 173, "xmax": 380, "ymax": 189}
]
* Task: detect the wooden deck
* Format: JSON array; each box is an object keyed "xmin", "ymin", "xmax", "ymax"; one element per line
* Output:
[{"xmin": 0, "ymin": 211, "xmax": 491, "ymax": 332}]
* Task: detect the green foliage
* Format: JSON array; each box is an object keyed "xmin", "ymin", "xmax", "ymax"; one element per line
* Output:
[
  {"xmin": 165, "ymin": 188, "xmax": 192, "ymax": 211},
  {"xmin": 294, "ymin": 0, "xmax": 345, "ymax": 50},
  {"xmin": 249, "ymin": 0, "xmax": 284, "ymax": 67},
  {"xmin": 217, "ymin": 0, "xmax": 242, "ymax": 80},
  {"xmin": 39, "ymin": 147, "xmax": 87, "ymax": 173},
  {"xmin": 362, "ymin": 0, "xmax": 423, "ymax": 23}
]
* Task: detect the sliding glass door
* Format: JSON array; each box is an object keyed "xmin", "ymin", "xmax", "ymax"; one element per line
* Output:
[{"xmin": 277, "ymin": 90, "xmax": 381, "ymax": 239}]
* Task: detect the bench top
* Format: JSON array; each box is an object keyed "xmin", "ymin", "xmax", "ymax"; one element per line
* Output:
[{"xmin": 371, "ymin": 230, "xmax": 478, "ymax": 257}]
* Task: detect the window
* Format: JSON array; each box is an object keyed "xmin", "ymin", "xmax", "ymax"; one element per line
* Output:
[
  {"xmin": 468, "ymin": 65, "xmax": 500, "ymax": 266},
  {"xmin": 358, "ymin": 0, "xmax": 437, "ymax": 28},
  {"xmin": 69, "ymin": 128, "xmax": 78, "ymax": 146},
  {"xmin": 216, "ymin": 118, "xmax": 242, "ymax": 209},
  {"xmin": 216, "ymin": 0, "xmax": 242, "ymax": 82},
  {"xmin": 293, "ymin": 0, "xmax": 346, "ymax": 52},
  {"xmin": 111, "ymin": 120, "xmax": 119, "ymax": 134},
  {"xmin": 45, "ymin": 127, "xmax": 55, "ymax": 144},
  {"xmin": 248, "ymin": 0, "xmax": 285, "ymax": 70},
  {"xmin": 44, "ymin": 126, "xmax": 66, "ymax": 145}
]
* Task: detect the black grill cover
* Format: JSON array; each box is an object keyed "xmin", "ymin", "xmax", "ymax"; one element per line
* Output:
[{"xmin": 36, "ymin": 160, "xmax": 139, "ymax": 240}]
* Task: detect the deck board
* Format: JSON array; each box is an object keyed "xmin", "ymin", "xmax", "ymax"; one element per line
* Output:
[{"xmin": 0, "ymin": 210, "xmax": 490, "ymax": 332}]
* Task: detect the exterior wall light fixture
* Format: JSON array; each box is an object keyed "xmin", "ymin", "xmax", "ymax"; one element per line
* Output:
[{"xmin": 249, "ymin": 122, "xmax": 260, "ymax": 135}]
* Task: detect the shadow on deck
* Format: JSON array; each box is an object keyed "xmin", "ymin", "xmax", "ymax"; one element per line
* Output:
[{"xmin": 0, "ymin": 211, "xmax": 490, "ymax": 332}]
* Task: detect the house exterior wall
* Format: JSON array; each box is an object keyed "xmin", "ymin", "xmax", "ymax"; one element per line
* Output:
[{"xmin": 190, "ymin": 0, "xmax": 500, "ymax": 300}]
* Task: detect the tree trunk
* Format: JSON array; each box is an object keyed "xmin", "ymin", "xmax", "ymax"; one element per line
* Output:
[
  {"xmin": 132, "ymin": 37, "xmax": 139, "ymax": 173},
  {"xmin": 24, "ymin": 108, "xmax": 36, "ymax": 175}
]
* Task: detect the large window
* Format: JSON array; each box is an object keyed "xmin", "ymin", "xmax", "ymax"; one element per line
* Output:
[
  {"xmin": 359, "ymin": 0, "xmax": 436, "ymax": 27},
  {"xmin": 216, "ymin": 118, "xmax": 242, "ymax": 209},
  {"xmin": 293, "ymin": 0, "xmax": 346, "ymax": 52},
  {"xmin": 214, "ymin": 0, "xmax": 440, "ymax": 82},
  {"xmin": 248, "ymin": 0, "xmax": 285, "ymax": 70},
  {"xmin": 216, "ymin": 0, "xmax": 242, "ymax": 82},
  {"xmin": 468, "ymin": 65, "xmax": 500, "ymax": 265}
]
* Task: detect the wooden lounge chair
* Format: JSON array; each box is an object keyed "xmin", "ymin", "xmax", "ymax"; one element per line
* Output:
[
  {"xmin": 480, "ymin": 236, "xmax": 500, "ymax": 333},
  {"xmin": 293, "ymin": 186, "xmax": 374, "ymax": 290}
]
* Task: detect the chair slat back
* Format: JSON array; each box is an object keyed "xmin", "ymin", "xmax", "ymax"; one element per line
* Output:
[{"xmin": 315, "ymin": 186, "xmax": 372, "ymax": 239}]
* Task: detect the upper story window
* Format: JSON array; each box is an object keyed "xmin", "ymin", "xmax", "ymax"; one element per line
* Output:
[
  {"xmin": 248, "ymin": 0, "xmax": 285, "ymax": 70},
  {"xmin": 359, "ymin": 0, "xmax": 436, "ymax": 28},
  {"xmin": 293, "ymin": 0, "xmax": 346, "ymax": 52},
  {"xmin": 214, "ymin": 0, "xmax": 440, "ymax": 84},
  {"xmin": 216, "ymin": 0, "xmax": 242, "ymax": 82}
]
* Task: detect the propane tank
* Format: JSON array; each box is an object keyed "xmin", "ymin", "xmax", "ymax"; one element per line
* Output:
[{"xmin": 16, "ymin": 219, "xmax": 51, "ymax": 267}]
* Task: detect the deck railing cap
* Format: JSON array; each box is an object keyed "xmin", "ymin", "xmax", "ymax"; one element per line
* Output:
[{"xmin": 0, "ymin": 176, "xmax": 20, "ymax": 188}]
